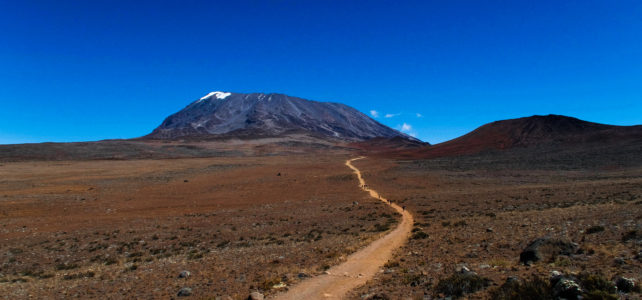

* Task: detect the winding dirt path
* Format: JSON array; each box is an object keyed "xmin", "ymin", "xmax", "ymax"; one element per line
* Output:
[{"xmin": 273, "ymin": 157, "xmax": 414, "ymax": 300}]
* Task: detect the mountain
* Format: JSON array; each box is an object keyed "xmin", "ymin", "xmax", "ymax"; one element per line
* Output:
[
  {"xmin": 145, "ymin": 91, "xmax": 414, "ymax": 141},
  {"xmin": 395, "ymin": 115, "xmax": 642, "ymax": 158}
]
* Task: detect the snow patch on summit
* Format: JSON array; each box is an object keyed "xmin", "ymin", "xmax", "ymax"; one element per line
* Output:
[{"xmin": 199, "ymin": 91, "xmax": 231, "ymax": 101}]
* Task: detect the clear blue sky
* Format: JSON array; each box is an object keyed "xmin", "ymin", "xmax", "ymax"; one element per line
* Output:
[{"xmin": 1, "ymin": 0, "xmax": 641, "ymax": 144}]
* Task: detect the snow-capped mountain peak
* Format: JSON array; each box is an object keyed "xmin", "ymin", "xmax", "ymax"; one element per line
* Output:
[
  {"xmin": 199, "ymin": 91, "xmax": 232, "ymax": 101},
  {"xmin": 148, "ymin": 92, "xmax": 416, "ymax": 141}
]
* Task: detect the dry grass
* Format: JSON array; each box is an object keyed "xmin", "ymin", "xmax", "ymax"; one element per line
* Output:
[
  {"xmin": 348, "ymin": 157, "xmax": 642, "ymax": 299},
  {"xmin": 0, "ymin": 154, "xmax": 399, "ymax": 299}
]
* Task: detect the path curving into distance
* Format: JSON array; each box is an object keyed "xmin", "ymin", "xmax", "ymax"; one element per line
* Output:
[{"xmin": 273, "ymin": 157, "xmax": 414, "ymax": 300}]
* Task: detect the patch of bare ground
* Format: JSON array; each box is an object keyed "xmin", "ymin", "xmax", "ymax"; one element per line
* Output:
[
  {"xmin": 0, "ymin": 154, "xmax": 399, "ymax": 299},
  {"xmin": 348, "ymin": 157, "xmax": 642, "ymax": 299}
]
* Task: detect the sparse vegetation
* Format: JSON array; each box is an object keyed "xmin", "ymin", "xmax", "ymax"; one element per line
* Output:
[
  {"xmin": 585, "ymin": 225, "xmax": 605, "ymax": 234},
  {"xmin": 490, "ymin": 276, "xmax": 552, "ymax": 300},
  {"xmin": 410, "ymin": 230, "xmax": 429, "ymax": 240},
  {"xmin": 435, "ymin": 272, "xmax": 491, "ymax": 298}
]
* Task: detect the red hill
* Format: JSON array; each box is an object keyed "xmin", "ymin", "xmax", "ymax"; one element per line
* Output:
[{"xmin": 395, "ymin": 115, "xmax": 642, "ymax": 159}]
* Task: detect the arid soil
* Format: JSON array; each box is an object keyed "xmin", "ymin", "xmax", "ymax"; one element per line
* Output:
[
  {"xmin": 0, "ymin": 154, "xmax": 400, "ymax": 299},
  {"xmin": 1, "ymin": 139, "xmax": 641, "ymax": 300},
  {"xmin": 275, "ymin": 157, "xmax": 413, "ymax": 300},
  {"xmin": 348, "ymin": 155, "xmax": 642, "ymax": 299}
]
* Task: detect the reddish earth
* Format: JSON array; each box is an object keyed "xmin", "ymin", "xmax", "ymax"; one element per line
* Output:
[
  {"xmin": 275, "ymin": 157, "xmax": 413, "ymax": 300},
  {"xmin": 0, "ymin": 154, "xmax": 400, "ymax": 299},
  {"xmin": 391, "ymin": 115, "xmax": 642, "ymax": 159},
  {"xmin": 347, "ymin": 154, "xmax": 641, "ymax": 299}
]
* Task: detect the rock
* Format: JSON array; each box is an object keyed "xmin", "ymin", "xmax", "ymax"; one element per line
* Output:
[
  {"xmin": 519, "ymin": 237, "xmax": 578, "ymax": 265},
  {"xmin": 177, "ymin": 287, "xmax": 192, "ymax": 297},
  {"xmin": 486, "ymin": 228, "xmax": 494, "ymax": 233},
  {"xmin": 456, "ymin": 265, "xmax": 474, "ymax": 275},
  {"xmin": 552, "ymin": 277, "xmax": 582, "ymax": 300},
  {"xmin": 248, "ymin": 292, "xmax": 264, "ymax": 300},
  {"xmin": 297, "ymin": 272, "xmax": 309, "ymax": 279},
  {"xmin": 478, "ymin": 264, "xmax": 490, "ymax": 269},
  {"xmin": 506, "ymin": 276, "xmax": 520, "ymax": 283},
  {"xmin": 615, "ymin": 277, "xmax": 636, "ymax": 293},
  {"xmin": 272, "ymin": 282, "xmax": 287, "ymax": 289},
  {"xmin": 457, "ymin": 265, "xmax": 470, "ymax": 273},
  {"xmin": 178, "ymin": 270, "xmax": 191, "ymax": 278}
]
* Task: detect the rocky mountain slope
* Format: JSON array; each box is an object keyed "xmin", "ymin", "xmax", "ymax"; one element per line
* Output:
[{"xmin": 146, "ymin": 91, "xmax": 413, "ymax": 141}]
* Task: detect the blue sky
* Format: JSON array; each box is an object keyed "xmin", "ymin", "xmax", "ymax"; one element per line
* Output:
[{"xmin": 1, "ymin": 1, "xmax": 641, "ymax": 144}]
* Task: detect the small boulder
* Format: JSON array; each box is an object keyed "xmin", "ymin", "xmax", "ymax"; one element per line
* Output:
[
  {"xmin": 552, "ymin": 277, "xmax": 582, "ymax": 300},
  {"xmin": 456, "ymin": 265, "xmax": 471, "ymax": 274},
  {"xmin": 248, "ymin": 292, "xmax": 264, "ymax": 300},
  {"xmin": 178, "ymin": 270, "xmax": 191, "ymax": 278},
  {"xmin": 177, "ymin": 287, "xmax": 192, "ymax": 297},
  {"xmin": 519, "ymin": 238, "xmax": 577, "ymax": 265},
  {"xmin": 272, "ymin": 282, "xmax": 287, "ymax": 289},
  {"xmin": 615, "ymin": 277, "xmax": 637, "ymax": 293}
]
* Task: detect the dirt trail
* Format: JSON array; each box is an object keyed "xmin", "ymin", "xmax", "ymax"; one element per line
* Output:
[{"xmin": 273, "ymin": 157, "xmax": 414, "ymax": 300}]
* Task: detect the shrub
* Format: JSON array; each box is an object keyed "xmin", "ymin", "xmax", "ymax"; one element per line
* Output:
[
  {"xmin": 453, "ymin": 220, "xmax": 467, "ymax": 227},
  {"xmin": 585, "ymin": 226, "xmax": 605, "ymax": 234},
  {"xmin": 582, "ymin": 290, "xmax": 618, "ymax": 300},
  {"xmin": 622, "ymin": 230, "xmax": 640, "ymax": 242},
  {"xmin": 63, "ymin": 271, "xmax": 95, "ymax": 280},
  {"xmin": 259, "ymin": 277, "xmax": 281, "ymax": 291},
  {"xmin": 124, "ymin": 264, "xmax": 137, "ymax": 272},
  {"xmin": 411, "ymin": 231, "xmax": 429, "ymax": 240},
  {"xmin": 216, "ymin": 240, "xmax": 230, "ymax": 248},
  {"xmin": 55, "ymin": 263, "xmax": 79, "ymax": 270},
  {"xmin": 435, "ymin": 273, "xmax": 490, "ymax": 298},
  {"xmin": 373, "ymin": 223, "xmax": 390, "ymax": 232},
  {"xmin": 577, "ymin": 272, "xmax": 616, "ymax": 295},
  {"xmin": 402, "ymin": 273, "xmax": 424, "ymax": 286},
  {"xmin": 383, "ymin": 261, "xmax": 399, "ymax": 268},
  {"xmin": 490, "ymin": 276, "xmax": 552, "ymax": 300}
]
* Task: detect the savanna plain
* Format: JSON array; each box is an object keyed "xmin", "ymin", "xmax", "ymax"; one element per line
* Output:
[{"xmin": 0, "ymin": 145, "xmax": 640, "ymax": 299}]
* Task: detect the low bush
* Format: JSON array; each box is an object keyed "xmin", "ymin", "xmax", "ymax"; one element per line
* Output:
[
  {"xmin": 435, "ymin": 273, "xmax": 490, "ymax": 298},
  {"xmin": 490, "ymin": 276, "xmax": 552, "ymax": 300},
  {"xmin": 585, "ymin": 225, "xmax": 605, "ymax": 234},
  {"xmin": 411, "ymin": 231, "xmax": 429, "ymax": 240}
]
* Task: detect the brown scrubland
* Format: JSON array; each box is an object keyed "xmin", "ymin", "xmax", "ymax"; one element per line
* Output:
[{"xmin": 1, "ymin": 127, "xmax": 641, "ymax": 299}]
